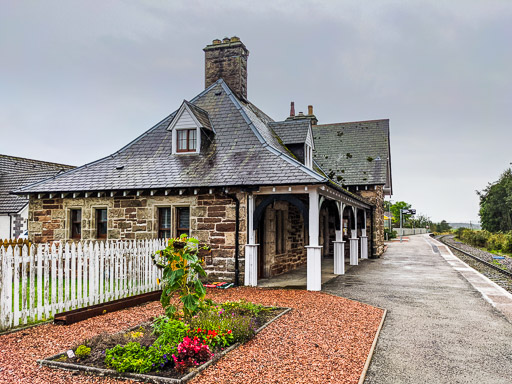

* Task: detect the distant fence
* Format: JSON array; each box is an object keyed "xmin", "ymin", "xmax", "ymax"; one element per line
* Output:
[
  {"xmin": 0, "ymin": 239, "xmax": 165, "ymax": 331},
  {"xmin": 393, "ymin": 228, "xmax": 429, "ymax": 236}
]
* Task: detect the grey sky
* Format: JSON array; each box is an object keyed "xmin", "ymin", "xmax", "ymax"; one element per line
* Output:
[{"xmin": 1, "ymin": 0, "xmax": 511, "ymax": 223}]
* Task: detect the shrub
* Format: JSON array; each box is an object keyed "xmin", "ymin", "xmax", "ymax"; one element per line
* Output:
[
  {"xmin": 75, "ymin": 345, "xmax": 91, "ymax": 359},
  {"xmin": 152, "ymin": 234, "xmax": 210, "ymax": 318},
  {"xmin": 220, "ymin": 299, "xmax": 271, "ymax": 317},
  {"xmin": 186, "ymin": 327, "xmax": 234, "ymax": 349},
  {"xmin": 188, "ymin": 306, "xmax": 256, "ymax": 344},
  {"xmin": 384, "ymin": 228, "xmax": 397, "ymax": 239},
  {"xmin": 172, "ymin": 336, "xmax": 212, "ymax": 373},
  {"xmin": 151, "ymin": 316, "xmax": 189, "ymax": 347},
  {"xmin": 104, "ymin": 342, "xmax": 176, "ymax": 374}
]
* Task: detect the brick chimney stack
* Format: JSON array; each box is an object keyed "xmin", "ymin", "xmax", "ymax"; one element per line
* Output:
[
  {"xmin": 204, "ymin": 36, "xmax": 249, "ymax": 100},
  {"xmin": 290, "ymin": 101, "xmax": 295, "ymax": 117}
]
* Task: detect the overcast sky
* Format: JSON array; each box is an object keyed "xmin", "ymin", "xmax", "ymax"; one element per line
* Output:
[{"xmin": 1, "ymin": 1, "xmax": 511, "ymax": 223}]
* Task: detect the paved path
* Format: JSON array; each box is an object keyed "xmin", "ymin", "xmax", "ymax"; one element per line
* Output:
[{"xmin": 324, "ymin": 234, "xmax": 512, "ymax": 384}]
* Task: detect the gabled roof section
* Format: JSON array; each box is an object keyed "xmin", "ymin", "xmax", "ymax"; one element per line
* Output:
[
  {"xmin": 15, "ymin": 79, "xmax": 331, "ymax": 194},
  {"xmin": 167, "ymin": 100, "xmax": 214, "ymax": 132},
  {"xmin": 269, "ymin": 120, "xmax": 311, "ymax": 145},
  {"xmin": 312, "ymin": 120, "xmax": 391, "ymax": 189},
  {"xmin": 0, "ymin": 155, "xmax": 74, "ymax": 213}
]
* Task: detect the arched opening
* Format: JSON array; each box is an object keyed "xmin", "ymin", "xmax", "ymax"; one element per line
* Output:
[
  {"xmin": 319, "ymin": 200, "xmax": 340, "ymax": 258},
  {"xmin": 255, "ymin": 195, "xmax": 308, "ymax": 279}
]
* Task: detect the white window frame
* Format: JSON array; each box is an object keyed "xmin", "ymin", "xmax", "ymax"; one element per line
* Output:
[{"xmin": 168, "ymin": 102, "xmax": 203, "ymax": 155}]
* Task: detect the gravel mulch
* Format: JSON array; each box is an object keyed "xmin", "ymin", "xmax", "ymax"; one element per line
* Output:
[{"xmin": 0, "ymin": 287, "xmax": 383, "ymax": 384}]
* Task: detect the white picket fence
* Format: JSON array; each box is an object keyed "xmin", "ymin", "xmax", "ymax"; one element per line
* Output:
[{"xmin": 0, "ymin": 239, "xmax": 165, "ymax": 331}]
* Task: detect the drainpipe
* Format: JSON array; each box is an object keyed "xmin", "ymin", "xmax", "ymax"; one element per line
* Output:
[
  {"xmin": 8, "ymin": 212, "xmax": 13, "ymax": 239},
  {"xmin": 370, "ymin": 206, "xmax": 375, "ymax": 258},
  {"xmin": 225, "ymin": 193, "xmax": 240, "ymax": 287}
]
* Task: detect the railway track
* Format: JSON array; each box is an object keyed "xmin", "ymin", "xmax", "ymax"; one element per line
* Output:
[{"xmin": 436, "ymin": 235, "xmax": 512, "ymax": 293}]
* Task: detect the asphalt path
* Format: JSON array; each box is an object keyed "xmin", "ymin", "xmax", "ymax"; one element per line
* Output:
[{"xmin": 324, "ymin": 235, "xmax": 512, "ymax": 384}]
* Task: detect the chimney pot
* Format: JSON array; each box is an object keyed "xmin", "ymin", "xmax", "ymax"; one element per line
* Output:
[
  {"xmin": 308, "ymin": 105, "xmax": 313, "ymax": 115},
  {"xmin": 231, "ymin": 36, "xmax": 240, "ymax": 42},
  {"xmin": 223, "ymin": 37, "xmax": 230, "ymax": 43},
  {"xmin": 212, "ymin": 39, "xmax": 221, "ymax": 45},
  {"xmin": 290, "ymin": 101, "xmax": 295, "ymax": 117},
  {"xmin": 298, "ymin": 112, "xmax": 304, "ymax": 116}
]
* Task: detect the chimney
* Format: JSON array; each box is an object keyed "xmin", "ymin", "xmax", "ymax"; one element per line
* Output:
[
  {"xmin": 204, "ymin": 36, "xmax": 249, "ymax": 100},
  {"xmin": 290, "ymin": 101, "xmax": 295, "ymax": 117},
  {"xmin": 308, "ymin": 105, "xmax": 313, "ymax": 115}
]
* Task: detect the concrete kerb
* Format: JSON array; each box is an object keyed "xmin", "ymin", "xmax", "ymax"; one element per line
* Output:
[{"xmin": 358, "ymin": 308, "xmax": 387, "ymax": 384}]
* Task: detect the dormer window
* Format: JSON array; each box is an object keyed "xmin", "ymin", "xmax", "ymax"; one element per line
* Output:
[
  {"xmin": 177, "ymin": 129, "xmax": 197, "ymax": 152},
  {"xmin": 168, "ymin": 100, "xmax": 214, "ymax": 155}
]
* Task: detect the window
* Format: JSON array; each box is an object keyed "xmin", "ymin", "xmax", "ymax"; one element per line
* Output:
[
  {"xmin": 176, "ymin": 207, "xmax": 190, "ymax": 236},
  {"xmin": 275, "ymin": 210, "xmax": 286, "ymax": 254},
  {"xmin": 96, "ymin": 209, "xmax": 108, "ymax": 239},
  {"xmin": 158, "ymin": 208, "xmax": 171, "ymax": 239},
  {"xmin": 71, "ymin": 209, "xmax": 82, "ymax": 240},
  {"xmin": 177, "ymin": 129, "xmax": 197, "ymax": 152}
]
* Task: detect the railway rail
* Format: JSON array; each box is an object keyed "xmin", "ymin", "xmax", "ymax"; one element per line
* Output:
[{"xmin": 436, "ymin": 235, "xmax": 512, "ymax": 293}]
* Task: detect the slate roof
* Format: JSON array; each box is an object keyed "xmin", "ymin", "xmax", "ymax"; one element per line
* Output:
[
  {"xmin": 15, "ymin": 80, "xmax": 333, "ymax": 194},
  {"xmin": 268, "ymin": 120, "xmax": 310, "ymax": 145},
  {"xmin": 0, "ymin": 155, "xmax": 74, "ymax": 213},
  {"xmin": 184, "ymin": 101, "xmax": 213, "ymax": 132},
  {"xmin": 312, "ymin": 120, "xmax": 391, "ymax": 187}
]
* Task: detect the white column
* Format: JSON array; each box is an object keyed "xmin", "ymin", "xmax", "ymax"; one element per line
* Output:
[
  {"xmin": 350, "ymin": 206, "xmax": 359, "ymax": 265},
  {"xmin": 333, "ymin": 240, "xmax": 345, "ymax": 274},
  {"xmin": 333, "ymin": 202, "xmax": 345, "ymax": 274},
  {"xmin": 244, "ymin": 194, "xmax": 259, "ymax": 286},
  {"xmin": 361, "ymin": 210, "xmax": 368, "ymax": 259},
  {"xmin": 306, "ymin": 187, "xmax": 322, "ymax": 291}
]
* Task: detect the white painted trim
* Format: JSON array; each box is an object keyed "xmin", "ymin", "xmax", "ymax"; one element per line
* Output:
[{"xmin": 169, "ymin": 102, "xmax": 202, "ymax": 155}]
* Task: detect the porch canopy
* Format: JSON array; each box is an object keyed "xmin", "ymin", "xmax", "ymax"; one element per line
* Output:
[{"xmin": 245, "ymin": 183, "xmax": 372, "ymax": 291}]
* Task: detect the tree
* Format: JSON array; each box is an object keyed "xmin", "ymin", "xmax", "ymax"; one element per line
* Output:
[
  {"xmin": 390, "ymin": 201, "xmax": 412, "ymax": 226},
  {"xmin": 478, "ymin": 168, "xmax": 512, "ymax": 232}
]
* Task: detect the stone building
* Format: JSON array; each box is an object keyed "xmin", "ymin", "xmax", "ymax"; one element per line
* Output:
[
  {"xmin": 15, "ymin": 37, "xmax": 392, "ymax": 291},
  {"xmin": 0, "ymin": 155, "xmax": 73, "ymax": 239}
]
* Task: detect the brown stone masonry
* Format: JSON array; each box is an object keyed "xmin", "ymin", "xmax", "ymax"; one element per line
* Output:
[
  {"xmin": 28, "ymin": 191, "xmax": 247, "ymax": 282},
  {"xmin": 356, "ymin": 185, "xmax": 385, "ymax": 257}
]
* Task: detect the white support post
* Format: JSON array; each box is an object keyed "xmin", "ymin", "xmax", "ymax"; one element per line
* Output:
[
  {"xmin": 350, "ymin": 206, "xmax": 359, "ymax": 265},
  {"xmin": 361, "ymin": 210, "xmax": 368, "ymax": 259},
  {"xmin": 306, "ymin": 187, "xmax": 322, "ymax": 291},
  {"xmin": 244, "ymin": 194, "xmax": 258, "ymax": 287},
  {"xmin": 334, "ymin": 202, "xmax": 345, "ymax": 274}
]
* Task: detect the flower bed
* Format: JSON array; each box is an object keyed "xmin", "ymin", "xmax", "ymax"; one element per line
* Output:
[{"xmin": 39, "ymin": 302, "xmax": 290, "ymax": 383}]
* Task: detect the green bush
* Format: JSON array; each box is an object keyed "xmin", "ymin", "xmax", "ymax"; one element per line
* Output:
[
  {"xmin": 220, "ymin": 299, "xmax": 271, "ymax": 317},
  {"xmin": 75, "ymin": 345, "xmax": 91, "ymax": 359},
  {"xmin": 384, "ymin": 228, "xmax": 397, "ymax": 239},
  {"xmin": 105, "ymin": 342, "xmax": 176, "ymax": 374},
  {"xmin": 188, "ymin": 306, "xmax": 256, "ymax": 344},
  {"xmin": 151, "ymin": 316, "xmax": 189, "ymax": 347}
]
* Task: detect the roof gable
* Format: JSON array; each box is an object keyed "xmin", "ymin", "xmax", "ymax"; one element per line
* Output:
[{"xmin": 167, "ymin": 100, "xmax": 214, "ymax": 133}]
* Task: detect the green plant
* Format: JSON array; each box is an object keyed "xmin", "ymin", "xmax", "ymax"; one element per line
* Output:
[
  {"xmin": 384, "ymin": 228, "xmax": 397, "ymax": 239},
  {"xmin": 152, "ymin": 234, "xmax": 210, "ymax": 318},
  {"xmin": 188, "ymin": 306, "xmax": 256, "ymax": 343},
  {"xmin": 172, "ymin": 336, "xmax": 212, "ymax": 373},
  {"xmin": 104, "ymin": 342, "xmax": 176, "ymax": 374},
  {"xmin": 186, "ymin": 327, "xmax": 234, "ymax": 349},
  {"xmin": 220, "ymin": 299, "xmax": 271, "ymax": 317},
  {"xmin": 75, "ymin": 344, "xmax": 91, "ymax": 359},
  {"xmin": 151, "ymin": 316, "xmax": 189, "ymax": 347}
]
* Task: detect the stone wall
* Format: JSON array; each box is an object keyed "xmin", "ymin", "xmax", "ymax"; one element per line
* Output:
[
  {"xmin": 260, "ymin": 200, "xmax": 307, "ymax": 277},
  {"xmin": 28, "ymin": 191, "xmax": 247, "ymax": 282},
  {"xmin": 356, "ymin": 185, "xmax": 385, "ymax": 257}
]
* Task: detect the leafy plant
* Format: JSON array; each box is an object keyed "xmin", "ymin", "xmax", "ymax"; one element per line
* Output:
[
  {"xmin": 186, "ymin": 327, "xmax": 234, "ymax": 349},
  {"xmin": 188, "ymin": 306, "xmax": 257, "ymax": 343},
  {"xmin": 104, "ymin": 342, "xmax": 175, "ymax": 374},
  {"xmin": 151, "ymin": 316, "xmax": 189, "ymax": 347},
  {"xmin": 220, "ymin": 299, "xmax": 271, "ymax": 317},
  {"xmin": 172, "ymin": 336, "xmax": 212, "ymax": 373},
  {"xmin": 152, "ymin": 234, "xmax": 210, "ymax": 318},
  {"xmin": 75, "ymin": 345, "xmax": 91, "ymax": 359}
]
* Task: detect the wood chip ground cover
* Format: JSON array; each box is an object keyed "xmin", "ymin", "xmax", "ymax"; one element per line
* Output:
[{"xmin": 0, "ymin": 288, "xmax": 383, "ymax": 384}]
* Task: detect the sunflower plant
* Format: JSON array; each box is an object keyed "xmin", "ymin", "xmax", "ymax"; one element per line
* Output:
[{"xmin": 152, "ymin": 234, "xmax": 210, "ymax": 318}]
